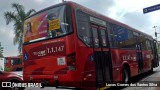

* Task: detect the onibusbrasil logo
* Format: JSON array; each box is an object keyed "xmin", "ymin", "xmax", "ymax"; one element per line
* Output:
[{"xmin": 2, "ymin": 82, "xmax": 42, "ymax": 88}]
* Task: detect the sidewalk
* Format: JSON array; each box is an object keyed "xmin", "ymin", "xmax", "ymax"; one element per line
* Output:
[{"xmin": 123, "ymin": 66, "xmax": 160, "ymax": 90}]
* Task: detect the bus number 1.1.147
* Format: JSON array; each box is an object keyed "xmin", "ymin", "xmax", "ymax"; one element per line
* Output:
[{"xmin": 47, "ymin": 46, "xmax": 64, "ymax": 54}]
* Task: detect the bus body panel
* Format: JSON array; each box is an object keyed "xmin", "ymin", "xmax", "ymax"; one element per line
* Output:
[
  {"xmin": 111, "ymin": 49, "xmax": 138, "ymax": 81},
  {"xmin": 23, "ymin": 34, "xmax": 84, "ymax": 87}
]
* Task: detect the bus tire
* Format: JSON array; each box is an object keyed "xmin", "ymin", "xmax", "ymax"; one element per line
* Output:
[
  {"xmin": 122, "ymin": 68, "xmax": 130, "ymax": 83},
  {"xmin": 149, "ymin": 63, "xmax": 153, "ymax": 73},
  {"xmin": 149, "ymin": 68, "xmax": 153, "ymax": 73}
]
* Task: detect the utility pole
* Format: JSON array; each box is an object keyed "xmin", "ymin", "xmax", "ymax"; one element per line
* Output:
[{"xmin": 153, "ymin": 26, "xmax": 158, "ymax": 41}]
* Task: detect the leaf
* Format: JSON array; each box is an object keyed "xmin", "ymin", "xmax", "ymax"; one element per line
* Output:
[{"xmin": 4, "ymin": 3, "xmax": 36, "ymax": 54}]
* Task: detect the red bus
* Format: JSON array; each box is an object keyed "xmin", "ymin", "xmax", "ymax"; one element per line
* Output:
[
  {"xmin": 23, "ymin": 1, "xmax": 159, "ymax": 89},
  {"xmin": 4, "ymin": 56, "xmax": 22, "ymax": 71}
]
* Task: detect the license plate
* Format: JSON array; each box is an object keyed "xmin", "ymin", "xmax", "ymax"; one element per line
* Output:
[{"xmin": 57, "ymin": 57, "xmax": 66, "ymax": 66}]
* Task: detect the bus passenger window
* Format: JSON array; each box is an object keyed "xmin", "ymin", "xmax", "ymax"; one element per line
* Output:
[
  {"xmin": 109, "ymin": 23, "xmax": 136, "ymax": 49},
  {"xmin": 100, "ymin": 30, "xmax": 107, "ymax": 47},
  {"xmin": 76, "ymin": 10, "xmax": 92, "ymax": 46},
  {"xmin": 92, "ymin": 27, "xmax": 99, "ymax": 47},
  {"xmin": 146, "ymin": 40, "xmax": 152, "ymax": 50},
  {"xmin": 139, "ymin": 35, "xmax": 147, "ymax": 50}
]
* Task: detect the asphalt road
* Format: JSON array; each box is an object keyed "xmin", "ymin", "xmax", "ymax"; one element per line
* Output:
[
  {"xmin": 24, "ymin": 64, "xmax": 160, "ymax": 90},
  {"xmin": 122, "ymin": 65, "xmax": 160, "ymax": 90},
  {"xmin": 25, "ymin": 87, "xmax": 68, "ymax": 90}
]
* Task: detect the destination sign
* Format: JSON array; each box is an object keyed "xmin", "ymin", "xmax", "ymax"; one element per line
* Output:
[{"xmin": 90, "ymin": 16, "xmax": 106, "ymax": 26}]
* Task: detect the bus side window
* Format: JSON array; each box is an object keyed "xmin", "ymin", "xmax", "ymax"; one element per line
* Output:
[
  {"xmin": 92, "ymin": 27, "xmax": 99, "ymax": 47},
  {"xmin": 139, "ymin": 35, "xmax": 147, "ymax": 50},
  {"xmin": 76, "ymin": 10, "xmax": 92, "ymax": 46},
  {"xmin": 109, "ymin": 23, "xmax": 136, "ymax": 49},
  {"xmin": 146, "ymin": 40, "xmax": 152, "ymax": 50},
  {"xmin": 108, "ymin": 23, "xmax": 119, "ymax": 48},
  {"xmin": 100, "ymin": 29, "xmax": 107, "ymax": 47}
]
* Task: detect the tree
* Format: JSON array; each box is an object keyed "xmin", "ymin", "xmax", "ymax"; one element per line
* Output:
[
  {"xmin": 0, "ymin": 66, "xmax": 3, "ymax": 71},
  {"xmin": 0, "ymin": 42, "xmax": 3, "ymax": 58},
  {"xmin": 4, "ymin": 3, "xmax": 36, "ymax": 54}
]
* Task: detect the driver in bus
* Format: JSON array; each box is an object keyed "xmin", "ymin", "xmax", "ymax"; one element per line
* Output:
[{"xmin": 47, "ymin": 12, "xmax": 62, "ymax": 37}]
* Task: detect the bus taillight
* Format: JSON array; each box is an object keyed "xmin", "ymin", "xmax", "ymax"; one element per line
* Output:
[{"xmin": 67, "ymin": 54, "xmax": 76, "ymax": 70}]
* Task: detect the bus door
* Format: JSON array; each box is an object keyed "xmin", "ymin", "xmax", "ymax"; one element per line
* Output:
[
  {"xmin": 153, "ymin": 40, "xmax": 159, "ymax": 67},
  {"xmin": 91, "ymin": 25, "xmax": 112, "ymax": 86},
  {"xmin": 136, "ymin": 35, "xmax": 144, "ymax": 73}
]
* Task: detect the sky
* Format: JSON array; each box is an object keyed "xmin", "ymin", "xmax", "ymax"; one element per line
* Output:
[{"xmin": 0, "ymin": 0, "xmax": 160, "ymax": 57}]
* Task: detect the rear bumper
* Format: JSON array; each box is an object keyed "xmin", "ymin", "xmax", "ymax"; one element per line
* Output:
[
  {"xmin": 23, "ymin": 74, "xmax": 82, "ymax": 87},
  {"xmin": 23, "ymin": 74, "xmax": 97, "ymax": 89}
]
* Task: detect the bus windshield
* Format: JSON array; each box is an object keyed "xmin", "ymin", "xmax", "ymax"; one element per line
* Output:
[{"xmin": 23, "ymin": 5, "xmax": 72, "ymax": 43}]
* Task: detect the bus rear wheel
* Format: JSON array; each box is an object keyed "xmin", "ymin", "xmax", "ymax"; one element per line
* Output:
[
  {"xmin": 122, "ymin": 69, "xmax": 130, "ymax": 83},
  {"xmin": 149, "ymin": 64, "xmax": 153, "ymax": 73}
]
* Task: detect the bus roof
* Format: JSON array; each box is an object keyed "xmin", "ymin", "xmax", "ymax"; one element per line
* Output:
[
  {"xmin": 26, "ymin": 1, "xmax": 153, "ymax": 39},
  {"xmin": 25, "ymin": 1, "xmax": 67, "ymax": 20},
  {"xmin": 69, "ymin": 1, "xmax": 153, "ymax": 39}
]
